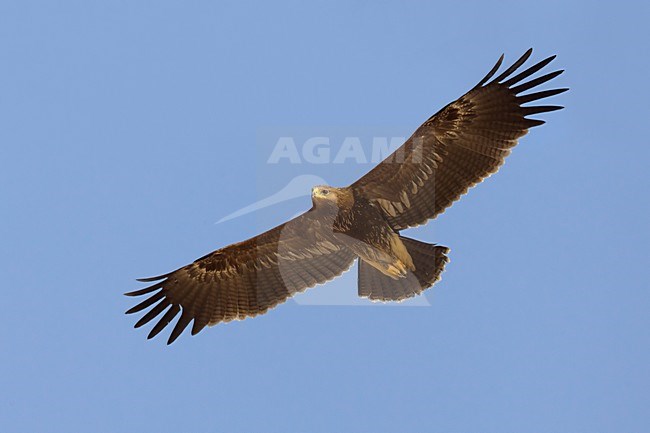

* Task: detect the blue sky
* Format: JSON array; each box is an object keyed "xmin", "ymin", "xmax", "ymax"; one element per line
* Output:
[{"xmin": 1, "ymin": 1, "xmax": 649, "ymax": 432}]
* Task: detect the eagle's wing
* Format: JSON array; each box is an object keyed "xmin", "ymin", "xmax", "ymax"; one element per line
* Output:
[
  {"xmin": 351, "ymin": 49, "xmax": 567, "ymax": 230},
  {"xmin": 125, "ymin": 210, "xmax": 356, "ymax": 344}
]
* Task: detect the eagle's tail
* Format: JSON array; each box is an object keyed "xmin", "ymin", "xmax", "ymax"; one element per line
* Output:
[{"xmin": 357, "ymin": 237, "xmax": 450, "ymax": 302}]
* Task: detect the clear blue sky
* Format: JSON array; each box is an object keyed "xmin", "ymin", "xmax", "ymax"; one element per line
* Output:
[{"xmin": 1, "ymin": 1, "xmax": 649, "ymax": 432}]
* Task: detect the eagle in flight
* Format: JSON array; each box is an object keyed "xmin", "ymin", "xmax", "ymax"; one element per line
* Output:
[{"xmin": 126, "ymin": 49, "xmax": 566, "ymax": 344}]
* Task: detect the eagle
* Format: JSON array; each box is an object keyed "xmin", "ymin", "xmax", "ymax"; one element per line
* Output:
[{"xmin": 126, "ymin": 49, "xmax": 566, "ymax": 344}]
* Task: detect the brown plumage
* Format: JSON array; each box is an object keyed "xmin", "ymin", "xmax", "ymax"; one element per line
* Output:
[{"xmin": 126, "ymin": 49, "xmax": 566, "ymax": 344}]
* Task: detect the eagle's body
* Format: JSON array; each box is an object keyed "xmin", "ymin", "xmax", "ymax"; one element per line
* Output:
[
  {"xmin": 126, "ymin": 49, "xmax": 567, "ymax": 344},
  {"xmin": 312, "ymin": 187, "xmax": 408, "ymax": 276}
]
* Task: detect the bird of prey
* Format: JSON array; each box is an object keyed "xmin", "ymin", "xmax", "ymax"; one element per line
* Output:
[{"xmin": 126, "ymin": 48, "xmax": 566, "ymax": 344}]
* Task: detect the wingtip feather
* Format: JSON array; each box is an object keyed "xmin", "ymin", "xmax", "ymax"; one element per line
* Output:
[
  {"xmin": 524, "ymin": 118, "xmax": 546, "ymax": 127},
  {"xmin": 522, "ymin": 105, "xmax": 564, "ymax": 116},
  {"xmin": 518, "ymin": 87, "xmax": 569, "ymax": 104},
  {"xmin": 474, "ymin": 53, "xmax": 505, "ymax": 88},
  {"xmin": 147, "ymin": 305, "xmax": 180, "ymax": 340},
  {"xmin": 511, "ymin": 70, "xmax": 565, "ymax": 94},
  {"xmin": 136, "ymin": 274, "xmax": 168, "ymax": 283},
  {"xmin": 490, "ymin": 49, "xmax": 533, "ymax": 84},
  {"xmin": 191, "ymin": 320, "xmax": 207, "ymax": 336},
  {"xmin": 124, "ymin": 281, "xmax": 165, "ymax": 297},
  {"xmin": 133, "ymin": 300, "xmax": 170, "ymax": 328},
  {"xmin": 166, "ymin": 312, "xmax": 193, "ymax": 345}
]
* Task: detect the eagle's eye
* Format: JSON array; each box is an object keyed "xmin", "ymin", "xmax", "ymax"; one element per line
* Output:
[{"xmin": 321, "ymin": 189, "xmax": 329, "ymax": 195}]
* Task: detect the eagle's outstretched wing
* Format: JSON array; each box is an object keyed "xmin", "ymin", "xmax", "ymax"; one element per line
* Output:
[
  {"xmin": 125, "ymin": 211, "xmax": 356, "ymax": 344},
  {"xmin": 351, "ymin": 49, "xmax": 567, "ymax": 230}
]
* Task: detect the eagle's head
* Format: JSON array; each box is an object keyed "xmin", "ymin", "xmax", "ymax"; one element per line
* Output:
[
  {"xmin": 312, "ymin": 185, "xmax": 337, "ymax": 200},
  {"xmin": 311, "ymin": 185, "xmax": 353, "ymax": 209}
]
